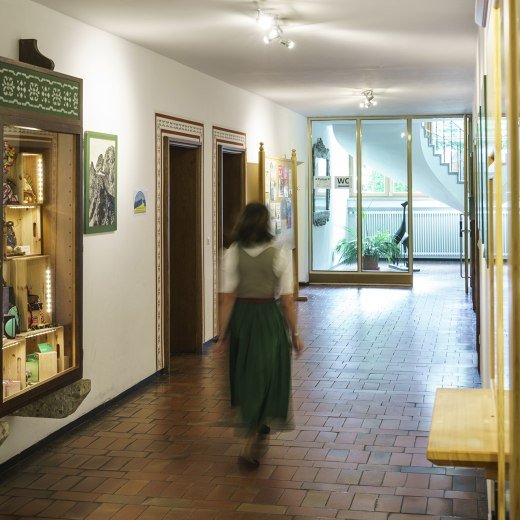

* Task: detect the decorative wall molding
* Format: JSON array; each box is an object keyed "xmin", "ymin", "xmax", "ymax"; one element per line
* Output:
[
  {"xmin": 211, "ymin": 126, "xmax": 246, "ymax": 335},
  {"xmin": 155, "ymin": 114, "xmax": 204, "ymax": 369},
  {"xmin": 0, "ymin": 58, "xmax": 80, "ymax": 120}
]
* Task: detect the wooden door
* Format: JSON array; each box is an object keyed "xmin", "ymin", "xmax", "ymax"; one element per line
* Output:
[
  {"xmin": 218, "ymin": 147, "xmax": 245, "ymax": 250},
  {"xmin": 167, "ymin": 141, "xmax": 202, "ymax": 355}
]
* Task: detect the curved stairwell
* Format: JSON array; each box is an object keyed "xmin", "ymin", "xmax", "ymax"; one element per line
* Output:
[
  {"xmin": 413, "ymin": 120, "xmax": 464, "ymax": 211},
  {"xmin": 422, "ymin": 120, "xmax": 464, "ymax": 183}
]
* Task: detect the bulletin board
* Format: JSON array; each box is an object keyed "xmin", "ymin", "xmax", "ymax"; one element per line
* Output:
[
  {"xmin": 264, "ymin": 155, "xmax": 295, "ymax": 249},
  {"xmin": 258, "ymin": 143, "xmax": 306, "ymax": 301}
]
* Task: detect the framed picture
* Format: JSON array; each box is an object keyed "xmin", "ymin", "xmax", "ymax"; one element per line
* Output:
[
  {"xmin": 84, "ymin": 131, "xmax": 117, "ymax": 234},
  {"xmin": 312, "ymin": 137, "xmax": 331, "ymax": 227}
]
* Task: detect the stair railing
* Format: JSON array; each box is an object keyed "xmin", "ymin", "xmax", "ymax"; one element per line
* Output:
[{"xmin": 422, "ymin": 120, "xmax": 464, "ymax": 183}]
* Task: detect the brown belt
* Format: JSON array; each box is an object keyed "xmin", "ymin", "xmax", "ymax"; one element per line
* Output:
[{"xmin": 236, "ymin": 297, "xmax": 276, "ymax": 304}]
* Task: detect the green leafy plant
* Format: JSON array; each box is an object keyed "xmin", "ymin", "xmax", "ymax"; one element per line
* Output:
[{"xmin": 335, "ymin": 228, "xmax": 400, "ymax": 266}]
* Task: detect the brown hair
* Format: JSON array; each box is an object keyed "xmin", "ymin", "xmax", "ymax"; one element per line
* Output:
[{"xmin": 233, "ymin": 202, "xmax": 273, "ymax": 247}]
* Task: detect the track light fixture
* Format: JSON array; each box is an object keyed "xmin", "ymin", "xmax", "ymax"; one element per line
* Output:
[
  {"xmin": 262, "ymin": 24, "xmax": 282, "ymax": 44},
  {"xmin": 257, "ymin": 9, "xmax": 295, "ymax": 49},
  {"xmin": 256, "ymin": 9, "xmax": 275, "ymax": 30},
  {"xmin": 360, "ymin": 89, "xmax": 377, "ymax": 108}
]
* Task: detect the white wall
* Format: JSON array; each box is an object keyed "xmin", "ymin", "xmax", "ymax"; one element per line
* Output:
[{"xmin": 0, "ymin": 0, "xmax": 308, "ymax": 463}]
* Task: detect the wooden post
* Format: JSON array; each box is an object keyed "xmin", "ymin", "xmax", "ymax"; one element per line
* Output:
[
  {"xmin": 259, "ymin": 142, "xmax": 265, "ymax": 196},
  {"xmin": 492, "ymin": 8, "xmax": 506, "ymax": 519},
  {"xmin": 292, "ymin": 149, "xmax": 307, "ymax": 302},
  {"xmin": 504, "ymin": 0, "xmax": 519, "ymax": 516}
]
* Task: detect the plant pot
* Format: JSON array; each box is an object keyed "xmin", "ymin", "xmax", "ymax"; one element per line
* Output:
[{"xmin": 362, "ymin": 254, "xmax": 380, "ymax": 270}]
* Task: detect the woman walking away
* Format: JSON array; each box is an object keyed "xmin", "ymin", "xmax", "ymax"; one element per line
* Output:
[{"xmin": 218, "ymin": 202, "xmax": 303, "ymax": 467}]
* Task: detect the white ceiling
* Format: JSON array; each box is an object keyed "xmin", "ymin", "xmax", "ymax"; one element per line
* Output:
[{"xmin": 32, "ymin": 0, "xmax": 478, "ymax": 117}]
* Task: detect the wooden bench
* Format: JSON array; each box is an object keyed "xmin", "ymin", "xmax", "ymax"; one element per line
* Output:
[{"xmin": 427, "ymin": 388, "xmax": 509, "ymax": 478}]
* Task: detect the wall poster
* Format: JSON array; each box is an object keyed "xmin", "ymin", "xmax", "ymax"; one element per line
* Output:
[{"xmin": 264, "ymin": 156, "xmax": 294, "ymax": 250}]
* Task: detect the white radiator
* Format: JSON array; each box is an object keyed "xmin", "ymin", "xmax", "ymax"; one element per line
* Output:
[{"xmin": 361, "ymin": 209, "xmax": 461, "ymax": 259}]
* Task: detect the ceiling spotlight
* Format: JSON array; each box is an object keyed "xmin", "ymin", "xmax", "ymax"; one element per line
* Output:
[
  {"xmin": 263, "ymin": 25, "xmax": 283, "ymax": 43},
  {"xmin": 257, "ymin": 9, "xmax": 295, "ymax": 49},
  {"xmin": 360, "ymin": 89, "xmax": 377, "ymax": 108},
  {"xmin": 257, "ymin": 9, "xmax": 275, "ymax": 30}
]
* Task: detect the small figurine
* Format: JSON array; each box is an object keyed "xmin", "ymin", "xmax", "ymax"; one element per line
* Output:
[
  {"xmin": 23, "ymin": 176, "xmax": 36, "ymax": 203},
  {"xmin": 2, "ymin": 142, "xmax": 15, "ymax": 176},
  {"xmin": 3, "ymin": 179, "xmax": 19, "ymax": 204},
  {"xmin": 3, "ymin": 143, "xmax": 19, "ymax": 204},
  {"xmin": 4, "ymin": 221, "xmax": 16, "ymax": 249}
]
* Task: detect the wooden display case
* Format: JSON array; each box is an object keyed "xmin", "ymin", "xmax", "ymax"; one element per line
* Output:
[
  {"xmin": 2, "ymin": 338, "xmax": 26, "ymax": 399},
  {"xmin": 0, "ymin": 55, "xmax": 83, "ymax": 416}
]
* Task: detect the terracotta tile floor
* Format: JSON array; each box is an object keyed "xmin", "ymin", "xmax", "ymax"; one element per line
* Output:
[{"xmin": 0, "ymin": 261, "xmax": 487, "ymax": 519}]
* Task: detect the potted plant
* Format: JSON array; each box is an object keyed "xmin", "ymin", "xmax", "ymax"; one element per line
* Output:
[{"xmin": 335, "ymin": 229, "xmax": 400, "ymax": 270}]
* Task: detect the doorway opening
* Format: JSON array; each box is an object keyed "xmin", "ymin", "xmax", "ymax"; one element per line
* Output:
[
  {"xmin": 218, "ymin": 146, "xmax": 246, "ymax": 250},
  {"xmin": 215, "ymin": 145, "xmax": 246, "ymax": 339},
  {"xmin": 164, "ymin": 139, "xmax": 203, "ymax": 360}
]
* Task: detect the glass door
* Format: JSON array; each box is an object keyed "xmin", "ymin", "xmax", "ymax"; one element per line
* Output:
[
  {"xmin": 310, "ymin": 119, "xmax": 358, "ymax": 272},
  {"xmin": 360, "ymin": 119, "xmax": 409, "ymax": 273}
]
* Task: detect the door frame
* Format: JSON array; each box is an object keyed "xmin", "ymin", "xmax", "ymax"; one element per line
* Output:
[
  {"xmin": 212, "ymin": 127, "xmax": 246, "ymax": 336},
  {"xmin": 155, "ymin": 114, "xmax": 203, "ymax": 371}
]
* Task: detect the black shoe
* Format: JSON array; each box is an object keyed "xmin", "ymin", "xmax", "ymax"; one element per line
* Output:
[
  {"xmin": 258, "ymin": 424, "xmax": 270, "ymax": 435},
  {"xmin": 238, "ymin": 454, "xmax": 260, "ymax": 468}
]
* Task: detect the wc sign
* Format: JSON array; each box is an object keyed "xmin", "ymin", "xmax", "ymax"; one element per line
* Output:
[{"xmin": 334, "ymin": 176, "xmax": 351, "ymax": 188}]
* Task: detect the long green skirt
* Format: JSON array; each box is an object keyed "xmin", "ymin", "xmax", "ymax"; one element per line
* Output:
[{"xmin": 229, "ymin": 300, "xmax": 291, "ymax": 430}]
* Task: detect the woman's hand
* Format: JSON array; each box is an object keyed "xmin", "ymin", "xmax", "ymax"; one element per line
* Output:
[
  {"xmin": 213, "ymin": 334, "xmax": 228, "ymax": 352},
  {"xmin": 291, "ymin": 332, "xmax": 303, "ymax": 356}
]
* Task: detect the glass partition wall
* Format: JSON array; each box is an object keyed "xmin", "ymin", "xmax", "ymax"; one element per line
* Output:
[{"xmin": 309, "ymin": 116, "xmax": 467, "ymax": 285}]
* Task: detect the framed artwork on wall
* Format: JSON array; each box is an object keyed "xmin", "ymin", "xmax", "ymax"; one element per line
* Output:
[
  {"xmin": 84, "ymin": 131, "xmax": 117, "ymax": 234},
  {"xmin": 312, "ymin": 137, "xmax": 331, "ymax": 227}
]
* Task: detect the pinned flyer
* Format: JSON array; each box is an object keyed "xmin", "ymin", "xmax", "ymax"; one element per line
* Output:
[{"xmin": 313, "ymin": 176, "xmax": 331, "ymax": 189}]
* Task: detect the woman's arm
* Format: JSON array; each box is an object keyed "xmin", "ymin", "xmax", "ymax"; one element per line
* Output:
[
  {"xmin": 279, "ymin": 294, "xmax": 303, "ymax": 354},
  {"xmin": 217, "ymin": 292, "xmax": 236, "ymax": 344},
  {"xmin": 216, "ymin": 244, "xmax": 238, "ymax": 346}
]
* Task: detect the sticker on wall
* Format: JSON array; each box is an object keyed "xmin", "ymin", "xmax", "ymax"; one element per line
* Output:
[{"xmin": 134, "ymin": 190, "xmax": 148, "ymax": 214}]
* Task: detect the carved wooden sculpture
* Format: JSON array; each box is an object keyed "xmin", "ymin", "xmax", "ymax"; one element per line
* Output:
[
  {"xmin": 392, "ymin": 201, "xmax": 408, "ymax": 264},
  {"xmin": 19, "ymin": 39, "xmax": 55, "ymax": 70}
]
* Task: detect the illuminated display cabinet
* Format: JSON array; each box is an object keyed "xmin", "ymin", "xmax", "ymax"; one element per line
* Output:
[{"xmin": 1, "ymin": 56, "xmax": 82, "ymax": 415}]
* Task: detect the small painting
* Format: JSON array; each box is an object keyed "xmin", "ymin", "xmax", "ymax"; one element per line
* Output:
[{"xmin": 84, "ymin": 131, "xmax": 117, "ymax": 234}]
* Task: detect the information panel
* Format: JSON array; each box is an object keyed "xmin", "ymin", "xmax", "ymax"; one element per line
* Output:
[{"xmin": 264, "ymin": 156, "xmax": 295, "ymax": 250}]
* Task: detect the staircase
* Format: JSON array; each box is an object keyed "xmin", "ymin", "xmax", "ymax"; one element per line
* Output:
[{"xmin": 422, "ymin": 120, "xmax": 464, "ymax": 183}]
